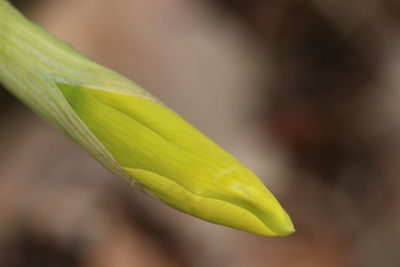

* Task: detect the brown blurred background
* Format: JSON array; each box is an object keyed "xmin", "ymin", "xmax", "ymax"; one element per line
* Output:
[{"xmin": 1, "ymin": 0, "xmax": 400, "ymax": 266}]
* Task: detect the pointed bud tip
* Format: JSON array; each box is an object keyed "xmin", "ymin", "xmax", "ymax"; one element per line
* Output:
[{"xmin": 274, "ymin": 216, "xmax": 295, "ymax": 237}]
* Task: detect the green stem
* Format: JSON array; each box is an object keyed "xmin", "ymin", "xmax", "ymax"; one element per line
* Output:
[{"xmin": 0, "ymin": 0, "xmax": 132, "ymax": 181}]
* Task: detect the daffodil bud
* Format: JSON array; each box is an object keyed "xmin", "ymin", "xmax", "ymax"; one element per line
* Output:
[{"xmin": 0, "ymin": 0, "xmax": 294, "ymax": 236}]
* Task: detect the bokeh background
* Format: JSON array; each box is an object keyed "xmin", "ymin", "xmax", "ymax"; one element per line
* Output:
[{"xmin": 1, "ymin": 0, "xmax": 400, "ymax": 266}]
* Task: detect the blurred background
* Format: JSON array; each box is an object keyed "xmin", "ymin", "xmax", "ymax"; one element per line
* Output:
[{"xmin": 1, "ymin": 0, "xmax": 400, "ymax": 266}]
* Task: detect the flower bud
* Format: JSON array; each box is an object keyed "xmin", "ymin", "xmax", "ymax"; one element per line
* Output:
[{"xmin": 0, "ymin": 0, "xmax": 294, "ymax": 236}]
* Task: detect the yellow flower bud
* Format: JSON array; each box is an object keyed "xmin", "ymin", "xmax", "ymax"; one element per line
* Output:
[{"xmin": 0, "ymin": 0, "xmax": 294, "ymax": 236}]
